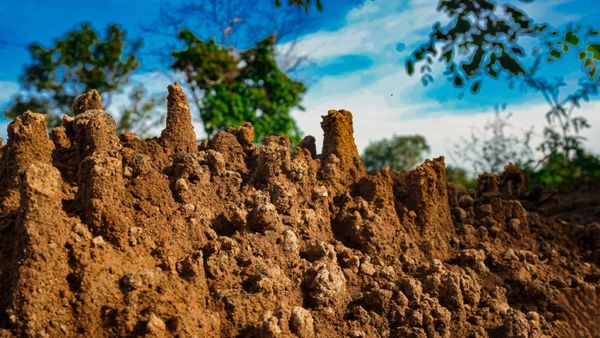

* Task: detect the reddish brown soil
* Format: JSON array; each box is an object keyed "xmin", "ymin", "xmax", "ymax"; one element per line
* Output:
[{"xmin": 0, "ymin": 84, "xmax": 598, "ymax": 337}]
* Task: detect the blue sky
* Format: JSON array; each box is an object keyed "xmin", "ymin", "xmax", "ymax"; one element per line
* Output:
[{"xmin": 1, "ymin": 0, "xmax": 599, "ymax": 166}]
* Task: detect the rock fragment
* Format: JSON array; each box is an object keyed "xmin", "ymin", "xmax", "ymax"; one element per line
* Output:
[
  {"xmin": 290, "ymin": 306, "xmax": 314, "ymax": 338},
  {"xmin": 146, "ymin": 313, "xmax": 167, "ymax": 334},
  {"xmin": 303, "ymin": 260, "xmax": 346, "ymax": 307}
]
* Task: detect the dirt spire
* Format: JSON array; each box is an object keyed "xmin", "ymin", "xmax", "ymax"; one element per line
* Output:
[
  {"xmin": 321, "ymin": 109, "xmax": 365, "ymax": 181},
  {"xmin": 0, "ymin": 111, "xmax": 55, "ymax": 230},
  {"xmin": 72, "ymin": 89, "xmax": 103, "ymax": 116},
  {"xmin": 8, "ymin": 163, "xmax": 72, "ymax": 337},
  {"xmin": 398, "ymin": 157, "xmax": 454, "ymax": 259},
  {"xmin": 161, "ymin": 83, "xmax": 197, "ymax": 153},
  {"xmin": 71, "ymin": 108, "xmax": 130, "ymax": 245},
  {"xmin": 6, "ymin": 111, "xmax": 54, "ymax": 172}
]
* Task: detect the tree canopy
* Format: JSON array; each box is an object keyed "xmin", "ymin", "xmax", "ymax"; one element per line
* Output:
[
  {"xmin": 406, "ymin": 0, "xmax": 600, "ymax": 93},
  {"xmin": 361, "ymin": 135, "xmax": 430, "ymax": 174},
  {"xmin": 172, "ymin": 29, "xmax": 306, "ymax": 145},
  {"xmin": 4, "ymin": 23, "xmax": 141, "ymax": 123}
]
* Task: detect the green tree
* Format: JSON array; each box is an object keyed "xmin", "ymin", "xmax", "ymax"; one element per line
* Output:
[
  {"xmin": 361, "ymin": 135, "xmax": 430, "ymax": 174},
  {"xmin": 445, "ymin": 166, "xmax": 476, "ymax": 189},
  {"xmin": 172, "ymin": 29, "xmax": 306, "ymax": 145},
  {"xmin": 146, "ymin": 0, "xmax": 318, "ymax": 74},
  {"xmin": 526, "ymin": 150, "xmax": 600, "ymax": 189},
  {"xmin": 3, "ymin": 23, "xmax": 157, "ymax": 134}
]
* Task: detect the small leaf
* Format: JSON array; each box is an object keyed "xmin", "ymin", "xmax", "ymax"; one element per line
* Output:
[
  {"xmin": 442, "ymin": 49, "xmax": 453, "ymax": 63},
  {"xmin": 499, "ymin": 52, "xmax": 525, "ymax": 75},
  {"xmin": 406, "ymin": 60, "xmax": 414, "ymax": 75},
  {"xmin": 455, "ymin": 18, "xmax": 471, "ymax": 33},
  {"xmin": 453, "ymin": 75, "xmax": 463, "ymax": 87},
  {"xmin": 578, "ymin": 51, "xmax": 586, "ymax": 61},
  {"xmin": 565, "ymin": 31, "xmax": 579, "ymax": 46},
  {"xmin": 510, "ymin": 46, "xmax": 524, "ymax": 56},
  {"xmin": 470, "ymin": 80, "xmax": 481, "ymax": 94},
  {"xmin": 587, "ymin": 44, "xmax": 600, "ymax": 60},
  {"xmin": 414, "ymin": 51, "xmax": 423, "ymax": 61},
  {"xmin": 550, "ymin": 49, "xmax": 561, "ymax": 59}
]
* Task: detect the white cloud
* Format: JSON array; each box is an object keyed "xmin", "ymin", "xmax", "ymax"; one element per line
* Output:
[
  {"xmin": 0, "ymin": 81, "xmax": 19, "ymax": 103},
  {"xmin": 278, "ymin": 0, "xmax": 440, "ymax": 63}
]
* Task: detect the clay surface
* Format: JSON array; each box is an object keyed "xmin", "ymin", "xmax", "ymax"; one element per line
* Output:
[{"xmin": 0, "ymin": 84, "xmax": 598, "ymax": 337}]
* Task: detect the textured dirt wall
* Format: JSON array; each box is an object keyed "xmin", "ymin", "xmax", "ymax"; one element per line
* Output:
[{"xmin": 0, "ymin": 84, "xmax": 598, "ymax": 337}]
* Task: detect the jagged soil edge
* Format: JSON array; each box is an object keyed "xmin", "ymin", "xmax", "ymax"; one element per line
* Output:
[{"xmin": 0, "ymin": 84, "xmax": 598, "ymax": 337}]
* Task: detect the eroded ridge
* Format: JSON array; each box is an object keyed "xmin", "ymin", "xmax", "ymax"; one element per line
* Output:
[{"xmin": 0, "ymin": 85, "xmax": 598, "ymax": 337}]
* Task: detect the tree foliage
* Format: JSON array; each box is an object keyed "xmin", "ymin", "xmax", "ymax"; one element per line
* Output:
[
  {"xmin": 542, "ymin": 25, "xmax": 600, "ymax": 81},
  {"xmin": 146, "ymin": 0, "xmax": 319, "ymax": 81},
  {"xmin": 4, "ymin": 23, "xmax": 141, "ymax": 123},
  {"xmin": 406, "ymin": 0, "xmax": 543, "ymax": 91},
  {"xmin": 172, "ymin": 29, "xmax": 306, "ymax": 145},
  {"xmin": 446, "ymin": 165, "xmax": 476, "ymax": 189},
  {"xmin": 524, "ymin": 72, "xmax": 600, "ymax": 189},
  {"xmin": 406, "ymin": 0, "xmax": 600, "ymax": 92},
  {"xmin": 361, "ymin": 135, "xmax": 430, "ymax": 174},
  {"xmin": 526, "ymin": 149, "xmax": 600, "ymax": 189}
]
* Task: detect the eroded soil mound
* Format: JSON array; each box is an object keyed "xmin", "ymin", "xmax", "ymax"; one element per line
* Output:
[{"xmin": 0, "ymin": 84, "xmax": 598, "ymax": 337}]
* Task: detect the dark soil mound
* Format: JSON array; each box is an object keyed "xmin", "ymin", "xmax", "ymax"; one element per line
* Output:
[{"xmin": 0, "ymin": 84, "xmax": 598, "ymax": 337}]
